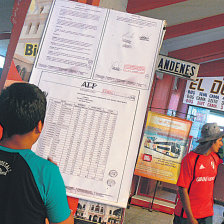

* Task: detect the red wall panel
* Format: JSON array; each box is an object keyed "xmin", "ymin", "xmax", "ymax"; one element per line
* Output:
[
  {"xmin": 127, "ymin": 0, "xmax": 187, "ymax": 13},
  {"xmin": 168, "ymin": 39, "xmax": 224, "ymax": 63},
  {"xmin": 165, "ymin": 14, "xmax": 224, "ymax": 40},
  {"xmin": 150, "ymin": 74, "xmax": 174, "ymax": 114}
]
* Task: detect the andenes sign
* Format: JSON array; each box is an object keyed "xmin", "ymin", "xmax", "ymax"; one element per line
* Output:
[
  {"xmin": 183, "ymin": 77, "xmax": 224, "ymax": 111},
  {"xmin": 156, "ymin": 55, "xmax": 199, "ymax": 80}
]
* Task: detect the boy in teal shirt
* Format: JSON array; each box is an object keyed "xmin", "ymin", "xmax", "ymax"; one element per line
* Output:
[{"xmin": 0, "ymin": 83, "xmax": 74, "ymax": 224}]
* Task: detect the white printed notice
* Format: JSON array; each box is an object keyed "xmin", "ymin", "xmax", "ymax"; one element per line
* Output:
[
  {"xmin": 183, "ymin": 77, "xmax": 224, "ymax": 111},
  {"xmin": 30, "ymin": 0, "xmax": 166, "ymax": 207}
]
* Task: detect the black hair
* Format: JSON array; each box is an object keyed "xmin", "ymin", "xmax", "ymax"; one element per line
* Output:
[{"xmin": 0, "ymin": 83, "xmax": 47, "ymax": 138}]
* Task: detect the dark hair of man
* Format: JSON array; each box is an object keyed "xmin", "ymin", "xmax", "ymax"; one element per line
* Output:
[{"xmin": 0, "ymin": 83, "xmax": 47, "ymax": 139}]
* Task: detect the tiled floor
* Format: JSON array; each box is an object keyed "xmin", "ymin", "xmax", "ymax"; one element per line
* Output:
[
  {"xmin": 123, "ymin": 204, "xmax": 224, "ymax": 224},
  {"xmin": 124, "ymin": 205, "xmax": 173, "ymax": 224}
]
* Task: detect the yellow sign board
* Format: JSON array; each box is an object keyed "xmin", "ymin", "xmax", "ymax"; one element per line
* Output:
[{"xmin": 135, "ymin": 111, "xmax": 192, "ymax": 184}]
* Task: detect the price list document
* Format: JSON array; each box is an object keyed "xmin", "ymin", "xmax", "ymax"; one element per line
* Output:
[{"xmin": 30, "ymin": 0, "xmax": 166, "ymax": 207}]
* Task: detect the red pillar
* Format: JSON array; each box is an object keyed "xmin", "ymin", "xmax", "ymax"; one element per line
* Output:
[{"xmin": 149, "ymin": 74, "xmax": 174, "ymax": 114}]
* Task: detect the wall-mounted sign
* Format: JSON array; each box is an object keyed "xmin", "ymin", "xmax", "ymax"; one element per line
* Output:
[
  {"xmin": 183, "ymin": 77, "xmax": 224, "ymax": 111},
  {"xmin": 156, "ymin": 55, "xmax": 199, "ymax": 80},
  {"xmin": 134, "ymin": 111, "xmax": 192, "ymax": 184}
]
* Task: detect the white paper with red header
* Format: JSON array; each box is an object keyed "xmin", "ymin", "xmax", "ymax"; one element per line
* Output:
[{"xmin": 29, "ymin": 0, "xmax": 166, "ymax": 207}]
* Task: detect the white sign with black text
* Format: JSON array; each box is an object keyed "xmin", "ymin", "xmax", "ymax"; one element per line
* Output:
[
  {"xmin": 156, "ymin": 55, "xmax": 199, "ymax": 80},
  {"xmin": 183, "ymin": 77, "xmax": 224, "ymax": 111}
]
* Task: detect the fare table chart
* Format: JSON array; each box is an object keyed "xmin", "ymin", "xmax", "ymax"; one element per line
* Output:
[
  {"xmin": 37, "ymin": 99, "xmax": 117, "ymax": 181},
  {"xmin": 31, "ymin": 72, "xmax": 141, "ymax": 206}
]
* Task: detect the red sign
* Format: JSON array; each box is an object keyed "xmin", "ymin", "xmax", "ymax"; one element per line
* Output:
[{"xmin": 143, "ymin": 154, "xmax": 152, "ymax": 162}]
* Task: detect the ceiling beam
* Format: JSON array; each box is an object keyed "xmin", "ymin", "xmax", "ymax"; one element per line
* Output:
[
  {"xmin": 127, "ymin": 0, "xmax": 187, "ymax": 14},
  {"xmin": 165, "ymin": 13, "xmax": 224, "ymax": 39},
  {"xmin": 198, "ymin": 59, "xmax": 224, "ymax": 77},
  {"xmin": 0, "ymin": 33, "xmax": 11, "ymax": 40},
  {"xmin": 168, "ymin": 39, "xmax": 224, "ymax": 64}
]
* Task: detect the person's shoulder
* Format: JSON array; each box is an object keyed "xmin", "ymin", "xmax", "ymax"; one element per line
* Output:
[
  {"xmin": 183, "ymin": 151, "xmax": 198, "ymax": 160},
  {"xmin": 211, "ymin": 152, "xmax": 219, "ymax": 158},
  {"xmin": 211, "ymin": 152, "xmax": 222, "ymax": 164},
  {"xmin": 25, "ymin": 152, "xmax": 62, "ymax": 192},
  {"xmin": 181, "ymin": 151, "xmax": 199, "ymax": 166},
  {"xmin": 24, "ymin": 151, "xmax": 58, "ymax": 172}
]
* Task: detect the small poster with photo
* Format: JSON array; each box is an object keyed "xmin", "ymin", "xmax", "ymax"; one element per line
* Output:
[
  {"xmin": 74, "ymin": 199, "xmax": 125, "ymax": 224},
  {"xmin": 135, "ymin": 111, "xmax": 192, "ymax": 184}
]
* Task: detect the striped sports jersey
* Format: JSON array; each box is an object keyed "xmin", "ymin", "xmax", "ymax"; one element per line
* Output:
[{"xmin": 0, "ymin": 146, "xmax": 70, "ymax": 224}]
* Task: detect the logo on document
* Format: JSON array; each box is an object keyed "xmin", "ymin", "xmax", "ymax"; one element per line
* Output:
[
  {"xmin": 122, "ymin": 32, "xmax": 133, "ymax": 48},
  {"xmin": 107, "ymin": 179, "xmax": 116, "ymax": 187},
  {"xmin": 139, "ymin": 35, "xmax": 150, "ymax": 41},
  {"xmin": 81, "ymin": 81, "xmax": 97, "ymax": 89},
  {"xmin": 111, "ymin": 61, "xmax": 122, "ymax": 71}
]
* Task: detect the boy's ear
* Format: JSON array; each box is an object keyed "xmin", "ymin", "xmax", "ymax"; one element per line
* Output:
[{"xmin": 36, "ymin": 120, "xmax": 44, "ymax": 133}]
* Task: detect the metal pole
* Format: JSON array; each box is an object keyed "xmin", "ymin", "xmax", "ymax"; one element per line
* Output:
[{"xmin": 149, "ymin": 180, "xmax": 159, "ymax": 212}]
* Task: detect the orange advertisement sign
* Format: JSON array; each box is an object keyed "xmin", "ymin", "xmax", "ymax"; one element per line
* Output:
[{"xmin": 134, "ymin": 111, "xmax": 192, "ymax": 184}]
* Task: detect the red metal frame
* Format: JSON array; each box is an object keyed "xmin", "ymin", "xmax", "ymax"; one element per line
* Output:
[
  {"xmin": 165, "ymin": 13, "xmax": 224, "ymax": 40},
  {"xmin": 168, "ymin": 39, "xmax": 224, "ymax": 63},
  {"xmin": 136, "ymin": 192, "xmax": 176, "ymax": 205},
  {"xmin": 127, "ymin": 0, "xmax": 187, "ymax": 14},
  {"xmin": 131, "ymin": 196, "xmax": 174, "ymax": 215}
]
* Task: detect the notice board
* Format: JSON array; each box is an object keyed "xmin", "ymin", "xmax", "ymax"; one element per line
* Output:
[{"xmin": 29, "ymin": 0, "xmax": 166, "ymax": 207}]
